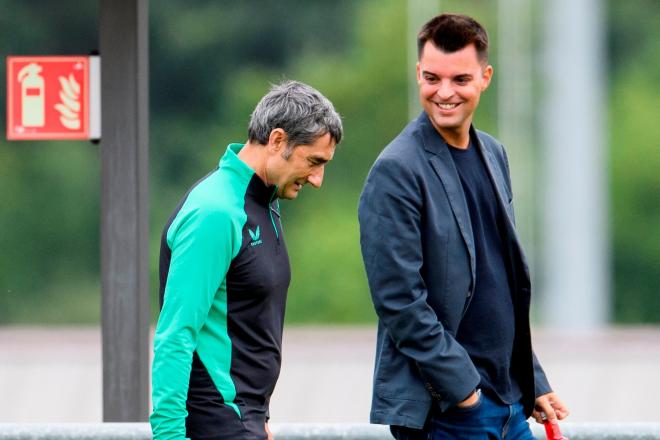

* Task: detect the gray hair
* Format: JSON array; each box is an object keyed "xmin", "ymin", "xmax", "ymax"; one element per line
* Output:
[{"xmin": 248, "ymin": 80, "xmax": 343, "ymax": 157}]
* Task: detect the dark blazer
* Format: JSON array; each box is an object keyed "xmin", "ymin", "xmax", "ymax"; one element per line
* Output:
[{"xmin": 358, "ymin": 112, "xmax": 552, "ymax": 429}]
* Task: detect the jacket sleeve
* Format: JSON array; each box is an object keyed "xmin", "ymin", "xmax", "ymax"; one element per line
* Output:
[
  {"xmin": 533, "ymin": 351, "xmax": 553, "ymax": 397},
  {"xmin": 358, "ymin": 156, "xmax": 480, "ymax": 410},
  {"xmin": 150, "ymin": 207, "xmax": 238, "ymax": 440},
  {"xmin": 498, "ymin": 143, "xmax": 554, "ymax": 398}
]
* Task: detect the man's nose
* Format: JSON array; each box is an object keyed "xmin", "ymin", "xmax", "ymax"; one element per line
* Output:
[
  {"xmin": 436, "ymin": 81, "xmax": 454, "ymax": 100},
  {"xmin": 307, "ymin": 166, "xmax": 324, "ymax": 188}
]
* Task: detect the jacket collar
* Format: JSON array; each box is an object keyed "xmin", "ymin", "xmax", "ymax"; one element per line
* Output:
[
  {"xmin": 419, "ymin": 112, "xmax": 477, "ymax": 287},
  {"xmin": 220, "ymin": 143, "xmax": 278, "ymax": 206},
  {"xmin": 418, "ymin": 112, "xmax": 530, "ymax": 291}
]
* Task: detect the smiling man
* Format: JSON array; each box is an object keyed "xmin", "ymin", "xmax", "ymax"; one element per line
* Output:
[
  {"xmin": 150, "ymin": 80, "xmax": 342, "ymax": 440},
  {"xmin": 359, "ymin": 14, "xmax": 568, "ymax": 439}
]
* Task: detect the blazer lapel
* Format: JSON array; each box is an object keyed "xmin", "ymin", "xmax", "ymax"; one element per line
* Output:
[
  {"xmin": 473, "ymin": 129, "xmax": 513, "ymax": 226},
  {"xmin": 418, "ymin": 114, "xmax": 476, "ymax": 288},
  {"xmin": 473, "ymin": 128, "xmax": 531, "ymax": 284}
]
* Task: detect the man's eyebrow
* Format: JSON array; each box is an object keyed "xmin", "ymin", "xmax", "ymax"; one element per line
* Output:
[{"xmin": 421, "ymin": 70, "xmax": 473, "ymax": 79}]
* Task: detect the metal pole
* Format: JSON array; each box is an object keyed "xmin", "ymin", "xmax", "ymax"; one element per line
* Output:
[
  {"xmin": 407, "ymin": 0, "xmax": 441, "ymax": 120},
  {"xmin": 541, "ymin": 0, "xmax": 609, "ymax": 329},
  {"xmin": 99, "ymin": 0, "xmax": 150, "ymax": 421}
]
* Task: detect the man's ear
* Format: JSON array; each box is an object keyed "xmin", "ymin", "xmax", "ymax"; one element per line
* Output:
[
  {"xmin": 267, "ymin": 128, "xmax": 287, "ymax": 153},
  {"xmin": 481, "ymin": 64, "xmax": 494, "ymax": 91}
]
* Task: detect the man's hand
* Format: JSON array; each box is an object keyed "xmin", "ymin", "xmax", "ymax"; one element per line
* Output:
[
  {"xmin": 265, "ymin": 422, "xmax": 274, "ymax": 440},
  {"xmin": 532, "ymin": 392, "xmax": 569, "ymax": 424},
  {"xmin": 456, "ymin": 389, "xmax": 480, "ymax": 409}
]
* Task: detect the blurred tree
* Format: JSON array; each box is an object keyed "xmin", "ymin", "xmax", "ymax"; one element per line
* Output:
[
  {"xmin": 148, "ymin": 0, "xmax": 415, "ymax": 324},
  {"xmin": 1, "ymin": 0, "xmax": 659, "ymax": 324},
  {"xmin": 0, "ymin": 0, "xmax": 100, "ymax": 323},
  {"xmin": 607, "ymin": 0, "xmax": 660, "ymax": 322}
]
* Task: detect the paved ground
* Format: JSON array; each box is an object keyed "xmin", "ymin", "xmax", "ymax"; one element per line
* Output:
[{"xmin": 1, "ymin": 326, "xmax": 659, "ymax": 423}]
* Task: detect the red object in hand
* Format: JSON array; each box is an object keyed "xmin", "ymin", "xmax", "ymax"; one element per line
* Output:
[{"xmin": 544, "ymin": 420, "xmax": 568, "ymax": 440}]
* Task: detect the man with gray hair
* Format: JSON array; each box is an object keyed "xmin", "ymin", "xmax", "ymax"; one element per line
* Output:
[{"xmin": 151, "ymin": 80, "xmax": 342, "ymax": 440}]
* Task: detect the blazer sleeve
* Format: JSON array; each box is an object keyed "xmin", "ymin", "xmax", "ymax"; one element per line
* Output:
[
  {"xmin": 358, "ymin": 155, "xmax": 480, "ymax": 410},
  {"xmin": 499, "ymin": 142, "xmax": 553, "ymax": 398},
  {"xmin": 533, "ymin": 351, "xmax": 553, "ymax": 397}
]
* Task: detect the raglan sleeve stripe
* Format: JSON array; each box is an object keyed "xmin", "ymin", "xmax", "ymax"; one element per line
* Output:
[{"xmin": 150, "ymin": 206, "xmax": 238, "ymax": 440}]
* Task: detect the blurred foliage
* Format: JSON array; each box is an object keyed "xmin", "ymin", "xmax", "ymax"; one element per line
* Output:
[
  {"xmin": 0, "ymin": 0, "xmax": 659, "ymax": 324},
  {"xmin": 0, "ymin": 0, "xmax": 100, "ymax": 323},
  {"xmin": 607, "ymin": 1, "xmax": 660, "ymax": 322}
]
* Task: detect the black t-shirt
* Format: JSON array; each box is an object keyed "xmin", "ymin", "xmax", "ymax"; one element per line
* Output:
[{"xmin": 448, "ymin": 141, "xmax": 522, "ymax": 404}]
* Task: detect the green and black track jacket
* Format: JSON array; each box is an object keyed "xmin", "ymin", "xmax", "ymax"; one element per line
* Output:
[{"xmin": 150, "ymin": 143, "xmax": 291, "ymax": 440}]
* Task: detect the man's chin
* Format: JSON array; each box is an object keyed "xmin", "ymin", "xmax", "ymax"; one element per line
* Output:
[
  {"xmin": 280, "ymin": 190, "xmax": 299, "ymax": 200},
  {"xmin": 431, "ymin": 115, "xmax": 461, "ymax": 128}
]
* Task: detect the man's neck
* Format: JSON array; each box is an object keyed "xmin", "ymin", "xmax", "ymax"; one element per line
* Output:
[
  {"xmin": 237, "ymin": 141, "xmax": 269, "ymax": 185},
  {"xmin": 440, "ymin": 129, "xmax": 469, "ymax": 149},
  {"xmin": 430, "ymin": 121, "xmax": 471, "ymax": 149}
]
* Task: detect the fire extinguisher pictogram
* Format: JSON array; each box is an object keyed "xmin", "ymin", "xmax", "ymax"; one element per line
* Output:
[{"xmin": 18, "ymin": 63, "xmax": 45, "ymax": 127}]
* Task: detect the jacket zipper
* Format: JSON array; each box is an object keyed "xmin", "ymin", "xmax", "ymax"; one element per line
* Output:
[{"xmin": 268, "ymin": 188, "xmax": 280, "ymax": 243}]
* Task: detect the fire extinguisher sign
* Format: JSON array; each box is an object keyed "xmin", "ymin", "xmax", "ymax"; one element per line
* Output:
[{"xmin": 6, "ymin": 55, "xmax": 100, "ymax": 141}]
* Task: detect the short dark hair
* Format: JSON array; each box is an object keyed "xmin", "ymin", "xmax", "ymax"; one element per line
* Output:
[{"xmin": 417, "ymin": 13, "xmax": 489, "ymax": 63}]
